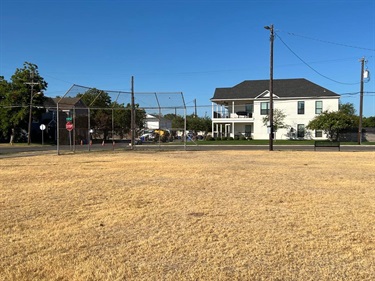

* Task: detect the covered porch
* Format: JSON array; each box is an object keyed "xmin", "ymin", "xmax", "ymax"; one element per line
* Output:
[
  {"xmin": 212, "ymin": 121, "xmax": 254, "ymax": 139},
  {"xmin": 212, "ymin": 101, "xmax": 254, "ymax": 119}
]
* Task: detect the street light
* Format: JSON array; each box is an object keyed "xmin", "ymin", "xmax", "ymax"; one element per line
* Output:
[
  {"xmin": 358, "ymin": 57, "xmax": 365, "ymax": 145},
  {"xmin": 264, "ymin": 24, "xmax": 274, "ymax": 151}
]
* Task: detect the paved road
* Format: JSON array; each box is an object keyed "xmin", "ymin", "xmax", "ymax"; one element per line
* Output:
[
  {"xmin": 185, "ymin": 144, "xmax": 375, "ymax": 152},
  {"xmin": 1, "ymin": 143, "xmax": 374, "ymax": 158}
]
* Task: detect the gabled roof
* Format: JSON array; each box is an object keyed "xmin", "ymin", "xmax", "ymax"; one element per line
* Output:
[
  {"xmin": 44, "ymin": 97, "xmax": 87, "ymax": 110},
  {"xmin": 211, "ymin": 78, "xmax": 340, "ymax": 100},
  {"xmin": 254, "ymin": 90, "xmax": 280, "ymax": 99}
]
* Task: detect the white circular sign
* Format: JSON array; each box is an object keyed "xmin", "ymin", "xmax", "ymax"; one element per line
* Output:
[{"xmin": 40, "ymin": 124, "xmax": 46, "ymax": 131}]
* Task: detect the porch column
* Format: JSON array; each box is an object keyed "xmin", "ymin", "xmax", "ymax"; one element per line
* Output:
[
  {"xmin": 225, "ymin": 124, "xmax": 230, "ymax": 137},
  {"xmin": 211, "ymin": 102, "xmax": 215, "ymax": 138}
]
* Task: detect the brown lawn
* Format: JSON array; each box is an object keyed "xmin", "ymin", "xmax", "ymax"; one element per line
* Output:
[{"xmin": 0, "ymin": 150, "xmax": 374, "ymax": 281}]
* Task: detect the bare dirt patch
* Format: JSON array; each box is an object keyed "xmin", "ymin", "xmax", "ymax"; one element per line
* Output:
[{"xmin": 1, "ymin": 151, "xmax": 374, "ymax": 280}]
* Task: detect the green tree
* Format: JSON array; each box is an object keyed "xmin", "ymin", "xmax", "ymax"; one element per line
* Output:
[
  {"xmin": 0, "ymin": 76, "xmax": 7, "ymax": 102},
  {"xmin": 78, "ymin": 88, "xmax": 111, "ymax": 108},
  {"xmin": 262, "ymin": 108, "xmax": 288, "ymax": 139},
  {"xmin": 77, "ymin": 89, "xmax": 146, "ymax": 140},
  {"xmin": 339, "ymin": 102, "xmax": 356, "ymax": 115},
  {"xmin": 186, "ymin": 114, "xmax": 212, "ymax": 132},
  {"xmin": 112, "ymin": 102, "xmax": 146, "ymax": 138},
  {"xmin": 78, "ymin": 88, "xmax": 112, "ymax": 140},
  {"xmin": 164, "ymin": 113, "xmax": 212, "ymax": 135},
  {"xmin": 0, "ymin": 62, "xmax": 47, "ymax": 142},
  {"xmin": 307, "ymin": 103, "xmax": 358, "ymax": 141},
  {"xmin": 363, "ymin": 116, "xmax": 375, "ymax": 127},
  {"xmin": 0, "ymin": 76, "xmax": 11, "ymax": 141},
  {"xmin": 164, "ymin": 114, "xmax": 185, "ymax": 130}
]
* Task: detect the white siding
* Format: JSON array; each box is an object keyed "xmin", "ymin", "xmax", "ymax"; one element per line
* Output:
[{"xmin": 250, "ymin": 97, "xmax": 339, "ymax": 139}]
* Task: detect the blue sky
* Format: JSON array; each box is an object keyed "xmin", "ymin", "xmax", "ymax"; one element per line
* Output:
[{"xmin": 1, "ymin": 0, "xmax": 374, "ymax": 117}]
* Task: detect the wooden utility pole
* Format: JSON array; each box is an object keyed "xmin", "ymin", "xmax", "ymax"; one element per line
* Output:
[
  {"xmin": 194, "ymin": 99, "xmax": 197, "ymax": 117},
  {"xmin": 25, "ymin": 71, "xmax": 39, "ymax": 145},
  {"xmin": 358, "ymin": 58, "xmax": 365, "ymax": 145},
  {"xmin": 265, "ymin": 24, "xmax": 274, "ymax": 151},
  {"xmin": 131, "ymin": 76, "xmax": 135, "ymax": 149}
]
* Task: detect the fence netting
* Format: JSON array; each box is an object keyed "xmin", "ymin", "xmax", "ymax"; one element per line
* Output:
[{"xmin": 56, "ymin": 84, "xmax": 187, "ymax": 154}]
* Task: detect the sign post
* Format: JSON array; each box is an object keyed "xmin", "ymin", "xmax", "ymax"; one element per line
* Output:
[
  {"xmin": 40, "ymin": 124, "xmax": 46, "ymax": 145},
  {"xmin": 66, "ymin": 121, "xmax": 74, "ymax": 131},
  {"xmin": 66, "ymin": 122, "xmax": 74, "ymax": 150}
]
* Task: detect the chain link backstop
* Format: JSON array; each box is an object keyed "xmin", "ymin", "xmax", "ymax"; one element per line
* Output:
[{"xmin": 56, "ymin": 84, "xmax": 187, "ymax": 154}]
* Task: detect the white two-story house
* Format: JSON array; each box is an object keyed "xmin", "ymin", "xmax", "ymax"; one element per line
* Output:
[{"xmin": 211, "ymin": 78, "xmax": 340, "ymax": 140}]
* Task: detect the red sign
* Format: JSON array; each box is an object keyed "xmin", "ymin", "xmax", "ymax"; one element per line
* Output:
[{"xmin": 66, "ymin": 121, "xmax": 74, "ymax": 131}]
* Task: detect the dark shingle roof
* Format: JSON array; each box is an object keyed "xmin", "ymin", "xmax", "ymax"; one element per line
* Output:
[
  {"xmin": 44, "ymin": 97, "xmax": 87, "ymax": 110},
  {"xmin": 211, "ymin": 78, "xmax": 340, "ymax": 100}
]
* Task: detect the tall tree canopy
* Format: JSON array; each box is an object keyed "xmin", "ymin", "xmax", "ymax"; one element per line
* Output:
[
  {"xmin": 363, "ymin": 116, "xmax": 375, "ymax": 127},
  {"xmin": 164, "ymin": 113, "xmax": 212, "ymax": 133},
  {"xmin": 112, "ymin": 102, "xmax": 146, "ymax": 138},
  {"xmin": 77, "ymin": 88, "xmax": 112, "ymax": 139},
  {"xmin": 77, "ymin": 88, "xmax": 111, "ymax": 108},
  {"xmin": 77, "ymin": 89, "xmax": 145, "ymax": 139},
  {"xmin": 0, "ymin": 62, "xmax": 47, "ymax": 141}
]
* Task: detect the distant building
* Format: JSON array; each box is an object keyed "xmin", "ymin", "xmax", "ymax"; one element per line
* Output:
[
  {"xmin": 144, "ymin": 114, "xmax": 172, "ymax": 130},
  {"xmin": 41, "ymin": 97, "xmax": 88, "ymax": 144},
  {"xmin": 211, "ymin": 78, "xmax": 340, "ymax": 140}
]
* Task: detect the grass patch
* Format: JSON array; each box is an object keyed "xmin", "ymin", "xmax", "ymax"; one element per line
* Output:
[{"xmin": 1, "ymin": 151, "xmax": 375, "ymax": 280}]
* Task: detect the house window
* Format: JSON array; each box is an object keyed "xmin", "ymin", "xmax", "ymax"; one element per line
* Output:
[
  {"xmin": 298, "ymin": 101, "xmax": 305, "ymax": 114},
  {"xmin": 315, "ymin": 130, "xmax": 323, "ymax": 137},
  {"xmin": 260, "ymin": 102, "xmax": 269, "ymax": 115},
  {"xmin": 297, "ymin": 124, "xmax": 305, "ymax": 138},
  {"xmin": 315, "ymin": 101, "xmax": 323, "ymax": 114}
]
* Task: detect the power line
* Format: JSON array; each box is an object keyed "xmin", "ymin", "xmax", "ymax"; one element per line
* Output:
[
  {"xmin": 279, "ymin": 30, "xmax": 375, "ymax": 52},
  {"xmin": 340, "ymin": 91, "xmax": 375, "ymax": 96},
  {"xmin": 276, "ymin": 33, "xmax": 360, "ymax": 85}
]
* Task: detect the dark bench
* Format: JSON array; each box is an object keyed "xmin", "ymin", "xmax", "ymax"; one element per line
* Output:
[{"xmin": 314, "ymin": 141, "xmax": 341, "ymax": 151}]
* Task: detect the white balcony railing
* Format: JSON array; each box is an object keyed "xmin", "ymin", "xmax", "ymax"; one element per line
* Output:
[{"xmin": 213, "ymin": 111, "xmax": 253, "ymax": 119}]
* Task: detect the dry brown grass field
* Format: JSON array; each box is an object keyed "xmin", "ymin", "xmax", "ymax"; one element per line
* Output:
[{"xmin": 0, "ymin": 150, "xmax": 374, "ymax": 281}]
